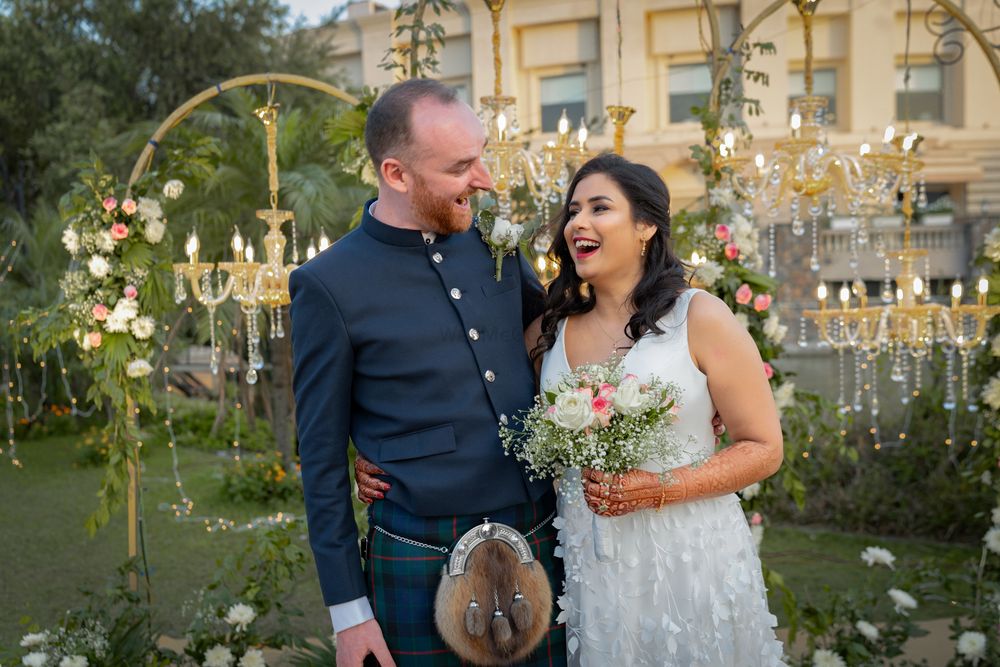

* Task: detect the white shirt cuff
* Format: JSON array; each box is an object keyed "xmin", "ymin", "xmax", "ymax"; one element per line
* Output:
[{"xmin": 329, "ymin": 596, "xmax": 375, "ymax": 633}]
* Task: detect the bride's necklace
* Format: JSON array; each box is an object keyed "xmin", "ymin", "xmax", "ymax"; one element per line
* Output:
[{"xmin": 590, "ymin": 313, "xmax": 632, "ymax": 355}]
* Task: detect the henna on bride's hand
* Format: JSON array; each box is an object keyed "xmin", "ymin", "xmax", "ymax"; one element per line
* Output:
[{"xmin": 354, "ymin": 454, "xmax": 390, "ymax": 504}]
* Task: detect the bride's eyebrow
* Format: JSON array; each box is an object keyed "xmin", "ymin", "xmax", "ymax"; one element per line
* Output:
[{"xmin": 569, "ymin": 195, "xmax": 614, "ymax": 207}]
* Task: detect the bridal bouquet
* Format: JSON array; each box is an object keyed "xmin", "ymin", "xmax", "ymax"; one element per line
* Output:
[{"xmin": 500, "ymin": 358, "xmax": 684, "ymax": 560}]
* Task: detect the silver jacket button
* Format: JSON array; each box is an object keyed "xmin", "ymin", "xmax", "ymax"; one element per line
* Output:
[
  {"xmin": 432, "ymin": 252, "xmax": 443, "ymax": 263},
  {"xmin": 484, "ymin": 370, "xmax": 496, "ymax": 382},
  {"xmin": 450, "ymin": 288, "xmax": 462, "ymax": 300},
  {"xmin": 468, "ymin": 328, "xmax": 480, "ymax": 341}
]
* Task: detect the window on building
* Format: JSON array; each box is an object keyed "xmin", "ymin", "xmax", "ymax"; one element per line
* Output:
[
  {"xmin": 789, "ymin": 68, "xmax": 837, "ymax": 122},
  {"xmin": 540, "ymin": 72, "xmax": 587, "ymax": 133},
  {"xmin": 896, "ymin": 65, "xmax": 944, "ymax": 122},
  {"xmin": 668, "ymin": 64, "xmax": 711, "ymax": 123}
]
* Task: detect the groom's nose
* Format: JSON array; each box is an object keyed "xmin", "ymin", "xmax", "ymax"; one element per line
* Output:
[{"xmin": 470, "ymin": 159, "xmax": 494, "ymax": 191}]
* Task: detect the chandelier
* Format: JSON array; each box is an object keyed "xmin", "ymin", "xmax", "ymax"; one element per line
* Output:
[
  {"xmin": 478, "ymin": 0, "xmax": 590, "ymax": 220},
  {"xmin": 173, "ymin": 102, "xmax": 298, "ymax": 384}
]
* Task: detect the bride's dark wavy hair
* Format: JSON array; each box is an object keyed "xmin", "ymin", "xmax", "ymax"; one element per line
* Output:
[{"xmin": 530, "ymin": 153, "xmax": 689, "ymax": 361}]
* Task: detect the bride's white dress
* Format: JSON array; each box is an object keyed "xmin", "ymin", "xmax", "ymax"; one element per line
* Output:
[{"xmin": 540, "ymin": 289, "xmax": 786, "ymax": 666}]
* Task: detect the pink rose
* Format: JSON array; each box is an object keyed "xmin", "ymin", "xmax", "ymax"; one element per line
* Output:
[
  {"xmin": 715, "ymin": 224, "xmax": 731, "ymax": 241},
  {"xmin": 102, "ymin": 196, "xmax": 117, "ymax": 213},
  {"xmin": 724, "ymin": 243, "xmax": 740, "ymax": 261},
  {"xmin": 754, "ymin": 294, "xmax": 772, "ymax": 312},
  {"xmin": 91, "ymin": 304, "xmax": 109, "ymax": 321},
  {"xmin": 87, "ymin": 332, "xmax": 102, "ymax": 349},
  {"xmin": 751, "ymin": 512, "xmax": 763, "ymax": 526},
  {"xmin": 763, "ymin": 362, "xmax": 774, "ymax": 379},
  {"xmin": 110, "ymin": 222, "xmax": 129, "ymax": 240},
  {"xmin": 546, "ymin": 405, "xmax": 557, "ymax": 415},
  {"xmin": 735, "ymin": 283, "xmax": 753, "ymax": 305},
  {"xmin": 124, "ymin": 285, "xmax": 138, "ymax": 299},
  {"xmin": 121, "ymin": 198, "xmax": 137, "ymax": 215},
  {"xmin": 623, "ymin": 373, "xmax": 638, "ymax": 382},
  {"xmin": 598, "ymin": 383, "xmax": 616, "ymax": 398},
  {"xmin": 592, "ymin": 396, "xmax": 611, "ymax": 414}
]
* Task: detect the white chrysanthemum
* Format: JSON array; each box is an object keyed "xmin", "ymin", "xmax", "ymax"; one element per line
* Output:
[
  {"xmin": 224, "ymin": 603, "xmax": 257, "ymax": 632},
  {"xmin": 22, "ymin": 652, "xmax": 49, "ymax": 667},
  {"xmin": 982, "ymin": 375, "xmax": 1000, "ymax": 411},
  {"xmin": 95, "ymin": 230, "xmax": 116, "ymax": 253},
  {"xmin": 87, "ymin": 255, "xmax": 110, "ymax": 279},
  {"xmin": 734, "ymin": 312, "xmax": 750, "ymax": 329},
  {"xmin": 695, "ymin": 259, "xmax": 724, "ymax": 288},
  {"xmin": 739, "ymin": 482, "xmax": 761, "ymax": 500},
  {"xmin": 238, "ymin": 649, "xmax": 266, "ymax": 667},
  {"xmin": 811, "ymin": 648, "xmax": 847, "ymax": 667},
  {"xmin": 162, "ymin": 180, "xmax": 184, "ymax": 200},
  {"xmin": 984, "ymin": 527, "xmax": 1000, "ymax": 555},
  {"xmin": 20, "ymin": 632, "xmax": 49, "ymax": 648},
  {"xmin": 957, "ymin": 631, "xmax": 987, "ymax": 661},
  {"xmin": 59, "ymin": 656, "xmax": 88, "ymax": 667},
  {"xmin": 860, "ymin": 546, "xmax": 896, "ymax": 569},
  {"xmin": 144, "ymin": 219, "xmax": 166, "ymax": 244},
  {"xmin": 888, "ymin": 588, "xmax": 918, "ymax": 615},
  {"xmin": 855, "ymin": 619, "xmax": 879, "ymax": 641},
  {"xmin": 126, "ymin": 359, "xmax": 154, "ymax": 378},
  {"xmin": 112, "ymin": 298, "xmax": 138, "ymax": 321},
  {"xmin": 708, "ymin": 187, "xmax": 736, "ymax": 208},
  {"xmin": 104, "ymin": 312, "xmax": 130, "ymax": 333},
  {"xmin": 763, "ymin": 314, "xmax": 788, "ymax": 344},
  {"xmin": 62, "ymin": 228, "xmax": 80, "ymax": 255},
  {"xmin": 203, "ymin": 645, "xmax": 234, "ymax": 667},
  {"xmin": 984, "ymin": 226, "xmax": 1000, "ymax": 262},
  {"xmin": 131, "ymin": 316, "xmax": 155, "ymax": 340},
  {"xmin": 991, "ymin": 506, "xmax": 1000, "ymax": 525},
  {"xmin": 773, "ymin": 382, "xmax": 796, "ymax": 416},
  {"xmin": 136, "ymin": 197, "xmax": 162, "ymax": 224}
]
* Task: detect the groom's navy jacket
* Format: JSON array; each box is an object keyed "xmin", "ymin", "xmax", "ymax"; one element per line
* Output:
[{"xmin": 289, "ymin": 200, "xmax": 550, "ymax": 606}]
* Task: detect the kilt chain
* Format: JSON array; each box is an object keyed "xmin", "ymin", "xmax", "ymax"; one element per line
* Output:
[{"xmin": 373, "ymin": 511, "xmax": 557, "ymax": 555}]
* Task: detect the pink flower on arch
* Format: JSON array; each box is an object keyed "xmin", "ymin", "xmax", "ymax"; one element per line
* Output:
[
  {"xmin": 715, "ymin": 224, "xmax": 731, "ymax": 242},
  {"xmin": 124, "ymin": 285, "xmax": 138, "ymax": 300},
  {"xmin": 121, "ymin": 199, "xmax": 137, "ymax": 215},
  {"xmin": 102, "ymin": 197, "xmax": 117, "ymax": 213},
  {"xmin": 87, "ymin": 332, "xmax": 103, "ymax": 349},
  {"xmin": 724, "ymin": 243, "xmax": 740, "ymax": 261},
  {"xmin": 751, "ymin": 512, "xmax": 763, "ymax": 526},
  {"xmin": 763, "ymin": 362, "xmax": 774, "ymax": 379},
  {"xmin": 110, "ymin": 222, "xmax": 129, "ymax": 240},
  {"xmin": 91, "ymin": 304, "xmax": 108, "ymax": 321},
  {"xmin": 754, "ymin": 294, "xmax": 773, "ymax": 312},
  {"xmin": 735, "ymin": 283, "xmax": 753, "ymax": 305}
]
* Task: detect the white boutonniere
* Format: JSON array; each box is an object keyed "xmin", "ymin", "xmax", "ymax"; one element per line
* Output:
[{"xmin": 477, "ymin": 209, "xmax": 524, "ymax": 281}]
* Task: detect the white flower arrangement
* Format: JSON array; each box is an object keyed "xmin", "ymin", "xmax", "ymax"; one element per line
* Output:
[
  {"xmin": 739, "ymin": 482, "xmax": 761, "ymax": 500},
  {"xmin": 20, "ymin": 632, "xmax": 50, "ymax": 648},
  {"xmin": 763, "ymin": 314, "xmax": 788, "ymax": 344},
  {"xmin": 888, "ymin": 588, "xmax": 918, "ymax": 615},
  {"xmin": 855, "ymin": 619, "xmax": 879, "ymax": 641},
  {"xmin": 126, "ymin": 359, "xmax": 154, "ymax": 378},
  {"xmin": 734, "ymin": 312, "xmax": 750, "ymax": 329},
  {"xmin": 811, "ymin": 648, "xmax": 847, "ymax": 667},
  {"xmin": 87, "ymin": 255, "xmax": 111, "ymax": 279},
  {"xmin": 238, "ymin": 648, "xmax": 266, "ymax": 667},
  {"xmin": 203, "ymin": 644, "xmax": 235, "ymax": 667},
  {"xmin": 136, "ymin": 196, "xmax": 163, "ymax": 224},
  {"xmin": 130, "ymin": 316, "xmax": 155, "ymax": 340},
  {"xmin": 982, "ymin": 375, "xmax": 1000, "ymax": 412},
  {"xmin": 22, "ymin": 652, "xmax": 49, "ymax": 667},
  {"xmin": 983, "ymin": 526, "xmax": 1000, "ymax": 555},
  {"xmin": 144, "ymin": 219, "xmax": 166, "ymax": 245},
  {"xmin": 956, "ymin": 630, "xmax": 987, "ymax": 663},
  {"xmin": 984, "ymin": 225, "xmax": 1000, "ymax": 262},
  {"xmin": 162, "ymin": 180, "xmax": 185, "ymax": 200},
  {"xmin": 694, "ymin": 259, "xmax": 724, "ymax": 288},
  {"xmin": 95, "ymin": 230, "xmax": 116, "ymax": 254},
  {"xmin": 224, "ymin": 603, "xmax": 257, "ymax": 633},
  {"xmin": 62, "ymin": 228, "xmax": 80, "ymax": 256},
  {"xmin": 860, "ymin": 546, "xmax": 896, "ymax": 569},
  {"xmin": 59, "ymin": 656, "xmax": 88, "ymax": 667},
  {"xmin": 773, "ymin": 382, "xmax": 796, "ymax": 416}
]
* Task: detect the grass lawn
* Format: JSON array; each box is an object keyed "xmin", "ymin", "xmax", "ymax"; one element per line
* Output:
[{"xmin": 0, "ymin": 432, "xmax": 979, "ymax": 651}]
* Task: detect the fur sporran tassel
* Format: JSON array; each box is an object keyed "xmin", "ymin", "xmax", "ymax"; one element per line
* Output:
[
  {"xmin": 491, "ymin": 608, "xmax": 513, "ymax": 645},
  {"xmin": 510, "ymin": 584, "xmax": 532, "ymax": 631},
  {"xmin": 465, "ymin": 597, "xmax": 487, "ymax": 637}
]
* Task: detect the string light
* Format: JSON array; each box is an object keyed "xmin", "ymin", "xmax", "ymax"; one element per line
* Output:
[{"xmin": 0, "ymin": 239, "xmax": 18, "ymax": 285}]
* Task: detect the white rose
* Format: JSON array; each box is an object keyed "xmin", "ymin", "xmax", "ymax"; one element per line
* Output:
[
  {"xmin": 224, "ymin": 602, "xmax": 257, "ymax": 633},
  {"xmin": 22, "ymin": 652, "xmax": 48, "ymax": 667},
  {"xmin": 855, "ymin": 619, "xmax": 879, "ymax": 641},
  {"xmin": 695, "ymin": 259, "xmax": 724, "ymax": 288},
  {"xmin": 957, "ymin": 631, "xmax": 987, "ymax": 661},
  {"xmin": 144, "ymin": 220, "xmax": 166, "ymax": 245},
  {"xmin": 739, "ymin": 482, "xmax": 761, "ymax": 500},
  {"xmin": 112, "ymin": 298, "xmax": 138, "ymax": 321},
  {"xmin": 162, "ymin": 180, "xmax": 184, "ymax": 200},
  {"xmin": 612, "ymin": 375, "xmax": 648, "ymax": 415},
  {"xmin": 811, "ymin": 648, "xmax": 846, "ymax": 667},
  {"xmin": 888, "ymin": 588, "xmax": 918, "ymax": 615},
  {"xmin": 984, "ymin": 526, "xmax": 1000, "ymax": 555},
  {"xmin": 552, "ymin": 390, "xmax": 596, "ymax": 432},
  {"xmin": 59, "ymin": 656, "xmax": 88, "ymax": 667},
  {"xmin": 490, "ymin": 218, "xmax": 523, "ymax": 248},
  {"xmin": 87, "ymin": 255, "xmax": 110, "ymax": 279},
  {"xmin": 203, "ymin": 645, "xmax": 234, "ymax": 667},
  {"xmin": 860, "ymin": 546, "xmax": 896, "ymax": 569},
  {"xmin": 131, "ymin": 316, "xmax": 155, "ymax": 340},
  {"xmin": 238, "ymin": 649, "xmax": 266, "ymax": 667},
  {"xmin": 62, "ymin": 228, "xmax": 80, "ymax": 255},
  {"xmin": 126, "ymin": 359, "xmax": 154, "ymax": 378}
]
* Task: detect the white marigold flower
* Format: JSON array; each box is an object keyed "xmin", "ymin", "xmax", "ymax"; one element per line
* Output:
[
  {"xmin": 103, "ymin": 312, "xmax": 130, "ymax": 333},
  {"xmin": 62, "ymin": 228, "xmax": 80, "ymax": 255},
  {"xmin": 126, "ymin": 359, "xmax": 154, "ymax": 378},
  {"xmin": 131, "ymin": 316, "xmax": 155, "ymax": 340},
  {"xmin": 984, "ymin": 226, "xmax": 1000, "ymax": 262},
  {"xmin": 860, "ymin": 546, "xmax": 896, "ymax": 569},
  {"xmin": 984, "ymin": 527, "xmax": 1000, "ymax": 555},
  {"xmin": 739, "ymin": 482, "xmax": 761, "ymax": 500},
  {"xmin": 224, "ymin": 603, "xmax": 257, "ymax": 633},
  {"xmin": 95, "ymin": 230, "xmax": 116, "ymax": 253},
  {"xmin": 203, "ymin": 645, "xmax": 234, "ymax": 667},
  {"xmin": 695, "ymin": 259, "xmax": 724, "ymax": 288},
  {"xmin": 59, "ymin": 656, "xmax": 89, "ymax": 667},
  {"xmin": 136, "ymin": 197, "xmax": 162, "ymax": 224},
  {"xmin": 763, "ymin": 314, "xmax": 788, "ymax": 344},
  {"xmin": 20, "ymin": 632, "xmax": 49, "ymax": 648},
  {"xmin": 144, "ymin": 219, "xmax": 166, "ymax": 245},
  {"xmin": 773, "ymin": 382, "xmax": 796, "ymax": 416},
  {"xmin": 87, "ymin": 255, "xmax": 111, "ymax": 279},
  {"xmin": 238, "ymin": 649, "xmax": 266, "ymax": 667},
  {"xmin": 888, "ymin": 588, "xmax": 918, "ymax": 615},
  {"xmin": 162, "ymin": 180, "xmax": 185, "ymax": 200},
  {"xmin": 22, "ymin": 652, "xmax": 49, "ymax": 667},
  {"xmin": 112, "ymin": 298, "xmax": 138, "ymax": 321},
  {"xmin": 811, "ymin": 648, "xmax": 847, "ymax": 667},
  {"xmin": 855, "ymin": 619, "xmax": 879, "ymax": 641},
  {"xmin": 957, "ymin": 630, "xmax": 987, "ymax": 662},
  {"xmin": 983, "ymin": 375, "xmax": 1000, "ymax": 411}
]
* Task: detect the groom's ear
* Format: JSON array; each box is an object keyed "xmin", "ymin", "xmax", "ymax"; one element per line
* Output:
[{"xmin": 380, "ymin": 158, "xmax": 410, "ymax": 194}]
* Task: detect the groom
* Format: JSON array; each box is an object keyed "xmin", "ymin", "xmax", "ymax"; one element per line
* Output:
[{"xmin": 289, "ymin": 79, "xmax": 565, "ymax": 666}]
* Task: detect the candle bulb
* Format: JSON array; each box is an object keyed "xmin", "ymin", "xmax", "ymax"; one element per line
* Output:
[
  {"xmin": 839, "ymin": 283, "xmax": 850, "ymax": 310},
  {"xmin": 496, "ymin": 112, "xmax": 507, "ymax": 142},
  {"xmin": 979, "ymin": 276, "xmax": 989, "ymax": 306},
  {"xmin": 691, "ymin": 251, "xmax": 702, "ymax": 266},
  {"xmin": 724, "ymin": 132, "xmax": 735, "ymax": 150},
  {"xmin": 951, "ymin": 280, "xmax": 963, "ymax": 309},
  {"xmin": 245, "ymin": 244, "xmax": 255, "ymax": 264},
  {"xmin": 754, "ymin": 153, "xmax": 765, "ymax": 170},
  {"xmin": 913, "ymin": 276, "xmax": 924, "ymax": 303},
  {"xmin": 231, "ymin": 227, "xmax": 244, "ymax": 261},
  {"xmin": 577, "ymin": 120, "xmax": 588, "ymax": 149},
  {"xmin": 186, "ymin": 230, "xmax": 200, "ymax": 265},
  {"xmin": 883, "ymin": 125, "xmax": 895, "ymax": 144},
  {"xmin": 790, "ymin": 112, "xmax": 802, "ymax": 135},
  {"xmin": 557, "ymin": 109, "xmax": 570, "ymax": 138},
  {"xmin": 319, "ymin": 230, "xmax": 331, "ymax": 252},
  {"xmin": 859, "ymin": 143, "xmax": 871, "ymax": 156},
  {"xmin": 817, "ymin": 282, "xmax": 828, "ymax": 310}
]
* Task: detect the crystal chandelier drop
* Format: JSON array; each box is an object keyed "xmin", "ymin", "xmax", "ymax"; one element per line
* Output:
[
  {"xmin": 173, "ymin": 102, "xmax": 298, "ymax": 384},
  {"xmin": 478, "ymin": 0, "xmax": 591, "ymax": 220}
]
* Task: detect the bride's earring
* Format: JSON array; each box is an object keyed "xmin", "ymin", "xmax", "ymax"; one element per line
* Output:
[{"xmin": 641, "ymin": 238, "xmax": 647, "ymax": 257}]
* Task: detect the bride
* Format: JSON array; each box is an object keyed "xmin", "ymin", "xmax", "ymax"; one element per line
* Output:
[{"xmin": 357, "ymin": 153, "xmax": 787, "ymax": 665}]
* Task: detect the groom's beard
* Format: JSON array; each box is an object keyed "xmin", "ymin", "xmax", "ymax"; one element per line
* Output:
[{"xmin": 410, "ymin": 174, "xmax": 476, "ymax": 235}]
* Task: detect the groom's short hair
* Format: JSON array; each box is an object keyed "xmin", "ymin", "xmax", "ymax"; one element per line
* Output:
[{"xmin": 365, "ymin": 78, "xmax": 459, "ymax": 176}]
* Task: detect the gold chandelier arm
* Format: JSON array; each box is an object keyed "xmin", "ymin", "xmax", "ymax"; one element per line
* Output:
[
  {"xmin": 255, "ymin": 105, "xmax": 281, "ymax": 209},
  {"xmin": 484, "ymin": 0, "xmax": 506, "ymax": 98}
]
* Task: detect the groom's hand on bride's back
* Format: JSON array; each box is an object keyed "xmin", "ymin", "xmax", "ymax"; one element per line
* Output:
[
  {"xmin": 336, "ymin": 619, "xmax": 396, "ymax": 667},
  {"xmin": 355, "ymin": 453, "xmax": 390, "ymax": 504},
  {"xmin": 712, "ymin": 412, "xmax": 726, "ymax": 445}
]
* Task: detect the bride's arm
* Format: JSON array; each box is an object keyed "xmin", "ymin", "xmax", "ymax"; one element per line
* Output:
[{"xmin": 583, "ymin": 291, "xmax": 782, "ymax": 515}]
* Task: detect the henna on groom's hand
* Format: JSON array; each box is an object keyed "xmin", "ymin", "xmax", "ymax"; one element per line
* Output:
[{"xmin": 354, "ymin": 454, "xmax": 390, "ymax": 504}]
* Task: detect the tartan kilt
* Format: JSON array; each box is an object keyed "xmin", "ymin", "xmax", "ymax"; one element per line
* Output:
[{"xmin": 364, "ymin": 490, "xmax": 567, "ymax": 666}]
